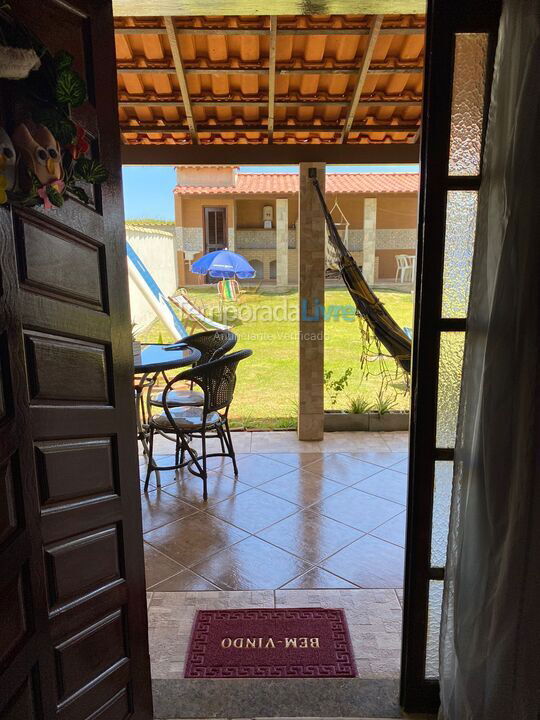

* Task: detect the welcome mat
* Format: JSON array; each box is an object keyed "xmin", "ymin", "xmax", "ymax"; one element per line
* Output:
[{"xmin": 184, "ymin": 608, "xmax": 357, "ymax": 678}]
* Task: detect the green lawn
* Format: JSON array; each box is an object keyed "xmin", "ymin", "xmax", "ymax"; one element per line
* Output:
[{"xmin": 137, "ymin": 285, "xmax": 413, "ymax": 429}]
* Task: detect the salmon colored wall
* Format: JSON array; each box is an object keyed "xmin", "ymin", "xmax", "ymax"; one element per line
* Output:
[
  {"xmin": 325, "ymin": 194, "xmax": 364, "ymax": 229},
  {"xmin": 377, "ymin": 248, "xmax": 416, "ymax": 279},
  {"xmin": 377, "ymin": 194, "xmax": 417, "ymax": 229},
  {"xmin": 176, "ymin": 166, "xmax": 235, "ymax": 187},
  {"xmin": 177, "ymin": 197, "xmax": 235, "ymax": 228},
  {"xmin": 236, "ymin": 197, "xmax": 297, "ymax": 228}
]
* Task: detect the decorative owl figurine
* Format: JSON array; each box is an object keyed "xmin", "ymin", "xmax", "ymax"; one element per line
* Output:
[
  {"xmin": 0, "ymin": 127, "xmax": 17, "ymax": 196},
  {"xmin": 12, "ymin": 122, "xmax": 64, "ymax": 189}
]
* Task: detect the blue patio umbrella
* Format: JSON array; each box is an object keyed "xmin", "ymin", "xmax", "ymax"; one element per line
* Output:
[{"xmin": 191, "ymin": 249, "xmax": 256, "ymax": 279}]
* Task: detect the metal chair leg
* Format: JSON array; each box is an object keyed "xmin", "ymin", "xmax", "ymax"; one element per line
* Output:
[
  {"xmin": 224, "ymin": 419, "xmax": 238, "ymax": 476},
  {"xmin": 144, "ymin": 427, "xmax": 155, "ymax": 492}
]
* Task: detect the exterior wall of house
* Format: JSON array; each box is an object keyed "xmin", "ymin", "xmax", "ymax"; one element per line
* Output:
[
  {"xmin": 174, "ymin": 187, "xmax": 417, "ymax": 285},
  {"xmin": 126, "ymin": 223, "xmax": 178, "ymax": 331}
]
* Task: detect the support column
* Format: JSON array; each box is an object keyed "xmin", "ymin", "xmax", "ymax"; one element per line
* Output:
[
  {"xmin": 363, "ymin": 197, "xmax": 377, "ymax": 285},
  {"xmin": 228, "ymin": 200, "xmax": 236, "ymax": 251},
  {"xmin": 298, "ymin": 163, "xmax": 325, "ymax": 441},
  {"xmin": 276, "ymin": 197, "xmax": 288, "ymax": 288}
]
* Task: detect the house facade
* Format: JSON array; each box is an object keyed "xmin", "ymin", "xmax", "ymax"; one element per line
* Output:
[{"xmin": 174, "ymin": 165, "xmax": 419, "ymax": 287}]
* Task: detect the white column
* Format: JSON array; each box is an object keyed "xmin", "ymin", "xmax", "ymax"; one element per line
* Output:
[
  {"xmin": 276, "ymin": 197, "xmax": 288, "ymax": 287},
  {"xmin": 228, "ymin": 200, "xmax": 236, "ymax": 251},
  {"xmin": 298, "ymin": 163, "xmax": 326, "ymax": 441},
  {"xmin": 363, "ymin": 197, "xmax": 377, "ymax": 285}
]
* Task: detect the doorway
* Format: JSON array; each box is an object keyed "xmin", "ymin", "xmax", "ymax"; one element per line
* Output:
[{"xmin": 203, "ymin": 207, "xmax": 228, "ymax": 254}]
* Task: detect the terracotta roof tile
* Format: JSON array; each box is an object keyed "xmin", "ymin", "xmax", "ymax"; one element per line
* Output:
[{"xmin": 173, "ymin": 172, "xmax": 418, "ymax": 195}]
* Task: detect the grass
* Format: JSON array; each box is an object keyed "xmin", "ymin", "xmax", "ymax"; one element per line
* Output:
[{"xmin": 137, "ymin": 285, "xmax": 413, "ymax": 429}]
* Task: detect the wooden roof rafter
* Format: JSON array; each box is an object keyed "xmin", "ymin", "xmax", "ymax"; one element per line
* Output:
[
  {"xmin": 340, "ymin": 14, "xmax": 383, "ymax": 143},
  {"xmin": 267, "ymin": 16, "xmax": 277, "ymax": 142},
  {"xmin": 163, "ymin": 16, "xmax": 198, "ymax": 143}
]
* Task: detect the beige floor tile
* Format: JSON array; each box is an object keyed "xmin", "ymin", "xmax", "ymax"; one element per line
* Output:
[
  {"xmin": 144, "ymin": 543, "xmax": 185, "ymax": 588},
  {"xmin": 148, "ymin": 568, "xmax": 220, "ymax": 591},
  {"xmin": 312, "ymin": 487, "xmax": 404, "ymax": 533},
  {"xmin": 303, "ymin": 453, "xmax": 384, "ymax": 486},
  {"xmin": 280, "ymin": 567, "xmax": 357, "ymax": 589},
  {"xmin": 144, "ymin": 512, "xmax": 248, "ymax": 568},
  {"xmin": 190, "ymin": 536, "xmax": 312, "ymax": 590},
  {"xmin": 222, "ymin": 454, "xmax": 294, "ymax": 486},
  {"xmin": 257, "ymin": 509, "xmax": 362, "ymax": 564},
  {"xmin": 207, "ymin": 487, "xmax": 299, "ymax": 534},
  {"xmin": 258, "ymin": 467, "xmax": 344, "ymax": 507}
]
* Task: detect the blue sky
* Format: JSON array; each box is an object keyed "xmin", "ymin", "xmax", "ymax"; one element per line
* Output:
[{"xmin": 122, "ymin": 164, "xmax": 419, "ymax": 221}]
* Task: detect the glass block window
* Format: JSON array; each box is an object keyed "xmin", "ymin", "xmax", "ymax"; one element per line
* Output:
[
  {"xmin": 436, "ymin": 332, "xmax": 465, "ymax": 448},
  {"xmin": 425, "ymin": 580, "xmax": 444, "ymax": 678},
  {"xmin": 431, "ymin": 461, "xmax": 454, "ymax": 566},
  {"xmin": 448, "ymin": 33, "xmax": 488, "ymax": 176},
  {"xmin": 442, "ymin": 191, "xmax": 478, "ymax": 317}
]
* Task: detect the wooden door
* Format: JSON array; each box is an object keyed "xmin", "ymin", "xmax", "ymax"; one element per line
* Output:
[
  {"xmin": 203, "ymin": 207, "xmax": 227, "ymax": 253},
  {"xmin": 0, "ymin": 1, "xmax": 152, "ymax": 718},
  {"xmin": 400, "ymin": 0, "xmax": 500, "ymax": 713}
]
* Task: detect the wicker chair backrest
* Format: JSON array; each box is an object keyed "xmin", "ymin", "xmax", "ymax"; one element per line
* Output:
[
  {"xmin": 170, "ymin": 349, "xmax": 252, "ymax": 414},
  {"xmin": 179, "ymin": 330, "xmax": 237, "ymax": 366}
]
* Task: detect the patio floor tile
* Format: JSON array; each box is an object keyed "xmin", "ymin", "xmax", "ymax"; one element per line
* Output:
[
  {"xmin": 221, "ymin": 453, "xmax": 293, "ymax": 485},
  {"xmin": 257, "ymin": 508, "xmax": 363, "ymax": 564},
  {"xmin": 207, "ymin": 487, "xmax": 299, "ymax": 533},
  {"xmin": 370, "ymin": 511, "xmax": 407, "ymax": 548},
  {"xmin": 148, "ymin": 568, "xmax": 220, "ymax": 591},
  {"xmin": 322, "ymin": 535, "xmax": 405, "ymax": 588},
  {"xmin": 260, "ymin": 452, "xmax": 324, "ymax": 468},
  {"xmin": 312, "ymin": 487, "xmax": 405, "ymax": 533},
  {"xmin": 304, "ymin": 453, "xmax": 385, "ymax": 485},
  {"xmin": 279, "ymin": 566, "xmax": 358, "ymax": 589},
  {"xmin": 355, "ymin": 468, "xmax": 409, "ymax": 505},
  {"xmin": 342, "ymin": 450, "xmax": 408, "ymax": 469},
  {"xmin": 140, "ymin": 489, "xmax": 198, "ymax": 533},
  {"xmin": 144, "ymin": 543, "xmax": 185, "ymax": 588},
  {"xmin": 257, "ymin": 467, "xmax": 344, "ymax": 506},
  {"xmin": 190, "ymin": 535, "xmax": 312, "ymax": 590},
  {"xmin": 159, "ymin": 473, "xmax": 251, "ymax": 509},
  {"xmin": 143, "ymin": 512, "xmax": 248, "ymax": 568}
]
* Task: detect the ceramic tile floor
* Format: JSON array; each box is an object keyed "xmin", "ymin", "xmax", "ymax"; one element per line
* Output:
[
  {"xmin": 141, "ymin": 431, "xmax": 409, "ymax": 592},
  {"xmin": 148, "ymin": 587, "xmax": 403, "ymax": 680}
]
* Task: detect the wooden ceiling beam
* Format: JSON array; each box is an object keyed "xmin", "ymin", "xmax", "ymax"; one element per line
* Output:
[
  {"xmin": 340, "ymin": 15, "xmax": 384, "ymax": 143},
  {"xmin": 114, "ymin": 26, "xmax": 424, "ymax": 36},
  {"xmin": 121, "ymin": 142, "xmax": 420, "ymax": 165},
  {"xmin": 117, "ymin": 64, "xmax": 423, "ymax": 75},
  {"xmin": 118, "ymin": 98, "xmax": 422, "ymax": 108},
  {"xmin": 163, "ymin": 16, "xmax": 198, "ymax": 143},
  {"xmin": 113, "ymin": 0, "xmax": 425, "ymax": 14},
  {"xmin": 120, "ymin": 123, "xmax": 419, "ymax": 134},
  {"xmin": 268, "ymin": 16, "xmax": 277, "ymax": 142}
]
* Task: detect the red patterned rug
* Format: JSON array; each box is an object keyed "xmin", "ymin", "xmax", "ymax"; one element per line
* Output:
[{"xmin": 184, "ymin": 608, "xmax": 357, "ymax": 678}]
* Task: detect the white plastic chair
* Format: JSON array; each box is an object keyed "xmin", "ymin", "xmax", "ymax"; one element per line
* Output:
[{"xmin": 395, "ymin": 254, "xmax": 411, "ymax": 283}]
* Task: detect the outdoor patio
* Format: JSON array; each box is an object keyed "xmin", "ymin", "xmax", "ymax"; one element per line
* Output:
[{"xmin": 141, "ymin": 430, "xmax": 408, "ymax": 592}]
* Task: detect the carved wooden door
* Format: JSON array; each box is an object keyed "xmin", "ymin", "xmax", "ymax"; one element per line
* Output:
[{"xmin": 0, "ymin": 1, "xmax": 153, "ymax": 718}]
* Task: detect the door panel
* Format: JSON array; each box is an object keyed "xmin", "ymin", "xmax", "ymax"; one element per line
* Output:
[
  {"xmin": 0, "ymin": 1, "xmax": 152, "ymax": 718},
  {"xmin": 204, "ymin": 207, "xmax": 227, "ymax": 253},
  {"xmin": 400, "ymin": 0, "xmax": 500, "ymax": 713}
]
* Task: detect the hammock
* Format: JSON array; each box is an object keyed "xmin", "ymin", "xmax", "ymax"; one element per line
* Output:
[{"xmin": 310, "ymin": 171, "xmax": 412, "ymax": 374}]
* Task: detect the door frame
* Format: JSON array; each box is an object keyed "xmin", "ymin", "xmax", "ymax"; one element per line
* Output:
[{"xmin": 400, "ymin": 0, "xmax": 501, "ymax": 712}]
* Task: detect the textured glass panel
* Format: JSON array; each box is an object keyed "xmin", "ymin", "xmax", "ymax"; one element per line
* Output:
[
  {"xmin": 449, "ymin": 33, "xmax": 488, "ymax": 176},
  {"xmin": 431, "ymin": 461, "xmax": 454, "ymax": 566},
  {"xmin": 425, "ymin": 580, "xmax": 444, "ymax": 679},
  {"xmin": 442, "ymin": 191, "xmax": 478, "ymax": 317},
  {"xmin": 436, "ymin": 332, "xmax": 465, "ymax": 447}
]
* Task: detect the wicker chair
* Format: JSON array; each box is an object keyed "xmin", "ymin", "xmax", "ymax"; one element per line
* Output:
[
  {"xmin": 144, "ymin": 349, "xmax": 253, "ymax": 499},
  {"xmin": 148, "ymin": 330, "xmax": 237, "ymax": 410}
]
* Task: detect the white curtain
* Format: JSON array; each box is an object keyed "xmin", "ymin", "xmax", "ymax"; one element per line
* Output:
[{"xmin": 439, "ymin": 1, "xmax": 540, "ymax": 718}]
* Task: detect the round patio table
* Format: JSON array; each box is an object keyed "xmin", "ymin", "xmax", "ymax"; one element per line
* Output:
[{"xmin": 134, "ymin": 343, "xmax": 201, "ymax": 476}]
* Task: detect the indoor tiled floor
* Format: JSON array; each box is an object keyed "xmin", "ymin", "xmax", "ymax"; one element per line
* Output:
[{"xmin": 140, "ymin": 431, "xmax": 409, "ymax": 592}]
